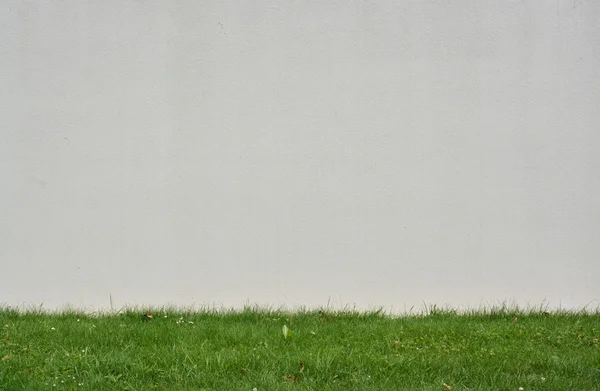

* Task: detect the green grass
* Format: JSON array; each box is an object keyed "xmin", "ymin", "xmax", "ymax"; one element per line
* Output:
[{"xmin": 1, "ymin": 306, "xmax": 599, "ymax": 390}]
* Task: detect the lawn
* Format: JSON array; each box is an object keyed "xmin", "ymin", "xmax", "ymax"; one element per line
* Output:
[{"xmin": 1, "ymin": 306, "xmax": 599, "ymax": 390}]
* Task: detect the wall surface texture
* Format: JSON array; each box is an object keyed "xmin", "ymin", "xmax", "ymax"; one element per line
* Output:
[{"xmin": 2, "ymin": 1, "xmax": 599, "ymax": 311}]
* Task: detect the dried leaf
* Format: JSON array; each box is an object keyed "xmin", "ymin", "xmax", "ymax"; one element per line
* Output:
[
  {"xmin": 442, "ymin": 383, "xmax": 452, "ymax": 390},
  {"xmin": 299, "ymin": 362, "xmax": 305, "ymax": 373},
  {"xmin": 145, "ymin": 312, "xmax": 153, "ymax": 319},
  {"xmin": 1, "ymin": 355, "xmax": 8, "ymax": 361},
  {"xmin": 283, "ymin": 375, "xmax": 297, "ymax": 382},
  {"xmin": 512, "ymin": 317, "xmax": 518, "ymax": 323}
]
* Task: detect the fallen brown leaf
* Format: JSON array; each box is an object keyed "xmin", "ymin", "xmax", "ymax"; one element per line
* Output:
[
  {"xmin": 443, "ymin": 383, "xmax": 452, "ymax": 390},
  {"xmin": 1, "ymin": 355, "xmax": 8, "ymax": 361},
  {"xmin": 299, "ymin": 362, "xmax": 305, "ymax": 373},
  {"xmin": 283, "ymin": 375, "xmax": 297, "ymax": 382},
  {"xmin": 512, "ymin": 317, "xmax": 518, "ymax": 323},
  {"xmin": 145, "ymin": 312, "xmax": 153, "ymax": 319}
]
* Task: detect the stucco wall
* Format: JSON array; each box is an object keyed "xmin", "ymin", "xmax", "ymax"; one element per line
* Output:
[{"xmin": 2, "ymin": 1, "xmax": 599, "ymax": 311}]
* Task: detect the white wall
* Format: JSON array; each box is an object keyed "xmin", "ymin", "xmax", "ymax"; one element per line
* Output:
[{"xmin": 2, "ymin": 1, "xmax": 599, "ymax": 311}]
